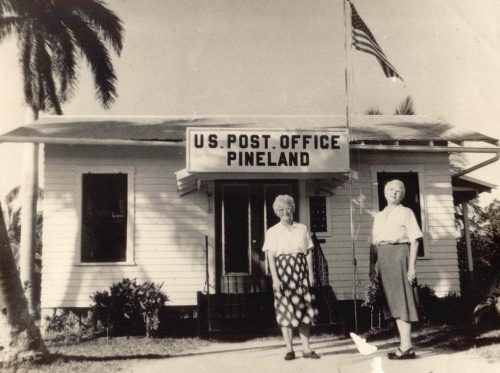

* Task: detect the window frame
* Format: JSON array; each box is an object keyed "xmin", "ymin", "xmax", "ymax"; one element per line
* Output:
[
  {"xmin": 307, "ymin": 195, "xmax": 332, "ymax": 237},
  {"xmin": 370, "ymin": 164, "xmax": 430, "ymax": 259},
  {"xmin": 76, "ymin": 166, "xmax": 136, "ymax": 265}
]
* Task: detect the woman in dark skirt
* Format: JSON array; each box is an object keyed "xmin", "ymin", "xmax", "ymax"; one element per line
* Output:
[
  {"xmin": 369, "ymin": 180, "xmax": 423, "ymax": 359},
  {"xmin": 262, "ymin": 195, "xmax": 320, "ymax": 361}
]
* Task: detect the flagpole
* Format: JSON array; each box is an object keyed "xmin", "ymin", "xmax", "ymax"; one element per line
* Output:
[{"xmin": 343, "ymin": 0, "xmax": 359, "ymax": 333}]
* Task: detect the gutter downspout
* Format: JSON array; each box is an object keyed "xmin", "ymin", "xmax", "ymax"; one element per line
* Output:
[{"xmin": 452, "ymin": 152, "xmax": 500, "ymax": 179}]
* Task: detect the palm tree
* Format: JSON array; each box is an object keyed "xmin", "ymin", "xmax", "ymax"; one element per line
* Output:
[
  {"xmin": 0, "ymin": 0, "xmax": 124, "ymax": 363},
  {"xmin": 393, "ymin": 95, "xmax": 415, "ymax": 115},
  {"xmin": 365, "ymin": 107, "xmax": 383, "ymax": 115},
  {"xmin": 0, "ymin": 0, "xmax": 124, "ymax": 117},
  {"xmin": 0, "ymin": 202, "xmax": 47, "ymax": 363}
]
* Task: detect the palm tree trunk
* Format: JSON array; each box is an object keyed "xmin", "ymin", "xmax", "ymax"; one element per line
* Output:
[
  {"xmin": 0, "ymin": 203, "xmax": 47, "ymax": 364},
  {"xmin": 18, "ymin": 108, "xmax": 40, "ymax": 317},
  {"xmin": 19, "ymin": 142, "xmax": 39, "ymax": 317}
]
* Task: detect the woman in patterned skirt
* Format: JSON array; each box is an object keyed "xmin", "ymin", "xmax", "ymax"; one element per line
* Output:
[
  {"xmin": 369, "ymin": 179, "xmax": 423, "ymax": 360},
  {"xmin": 262, "ymin": 195, "xmax": 320, "ymax": 361}
]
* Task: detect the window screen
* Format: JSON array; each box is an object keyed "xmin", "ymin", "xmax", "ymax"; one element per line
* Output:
[
  {"xmin": 309, "ymin": 196, "xmax": 328, "ymax": 234},
  {"xmin": 81, "ymin": 173, "xmax": 127, "ymax": 262}
]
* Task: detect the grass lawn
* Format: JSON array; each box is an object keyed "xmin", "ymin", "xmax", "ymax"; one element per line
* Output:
[{"xmin": 3, "ymin": 325, "xmax": 499, "ymax": 372}]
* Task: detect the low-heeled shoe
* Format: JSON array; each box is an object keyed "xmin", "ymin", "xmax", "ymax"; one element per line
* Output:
[
  {"xmin": 387, "ymin": 347, "xmax": 416, "ymax": 360},
  {"xmin": 284, "ymin": 351, "xmax": 295, "ymax": 360},
  {"xmin": 302, "ymin": 351, "xmax": 320, "ymax": 359}
]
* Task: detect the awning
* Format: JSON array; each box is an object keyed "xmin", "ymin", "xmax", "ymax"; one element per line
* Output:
[
  {"xmin": 174, "ymin": 168, "xmax": 350, "ymax": 195},
  {"xmin": 452, "ymin": 175, "xmax": 496, "ymax": 204}
]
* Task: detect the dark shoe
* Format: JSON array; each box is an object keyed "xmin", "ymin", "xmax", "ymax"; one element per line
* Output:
[
  {"xmin": 387, "ymin": 347, "xmax": 416, "ymax": 360},
  {"xmin": 302, "ymin": 350, "xmax": 320, "ymax": 359},
  {"xmin": 284, "ymin": 351, "xmax": 295, "ymax": 361}
]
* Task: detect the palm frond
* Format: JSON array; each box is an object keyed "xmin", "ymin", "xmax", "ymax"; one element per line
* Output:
[
  {"xmin": 0, "ymin": 0, "xmax": 23, "ymax": 15},
  {"xmin": 365, "ymin": 107, "xmax": 383, "ymax": 115},
  {"xmin": 32, "ymin": 33, "xmax": 62, "ymax": 114},
  {"xmin": 20, "ymin": 24, "xmax": 37, "ymax": 111},
  {"xmin": 41, "ymin": 20, "xmax": 77, "ymax": 102},
  {"xmin": 394, "ymin": 96, "xmax": 415, "ymax": 115},
  {"xmin": 3, "ymin": 0, "xmax": 123, "ymax": 113},
  {"xmin": 70, "ymin": 0, "xmax": 124, "ymax": 55},
  {"xmin": 0, "ymin": 16, "xmax": 23, "ymax": 41},
  {"xmin": 65, "ymin": 15, "xmax": 118, "ymax": 108}
]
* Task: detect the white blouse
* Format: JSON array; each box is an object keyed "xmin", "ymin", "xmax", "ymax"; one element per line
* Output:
[
  {"xmin": 262, "ymin": 222, "xmax": 314, "ymax": 256},
  {"xmin": 370, "ymin": 204, "xmax": 423, "ymax": 245}
]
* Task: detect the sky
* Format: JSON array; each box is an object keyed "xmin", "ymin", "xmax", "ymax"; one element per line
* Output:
[{"xmin": 0, "ymin": 0, "xmax": 499, "ymax": 204}]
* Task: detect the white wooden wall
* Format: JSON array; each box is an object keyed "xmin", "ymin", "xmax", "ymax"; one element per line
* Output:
[
  {"xmin": 42, "ymin": 145, "xmax": 460, "ymax": 310},
  {"xmin": 323, "ymin": 151, "xmax": 460, "ymax": 300},
  {"xmin": 42, "ymin": 144, "xmax": 210, "ymax": 308}
]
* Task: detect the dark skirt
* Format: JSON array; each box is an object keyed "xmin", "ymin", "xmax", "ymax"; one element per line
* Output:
[
  {"xmin": 378, "ymin": 243, "xmax": 419, "ymax": 322},
  {"xmin": 273, "ymin": 252, "xmax": 318, "ymax": 327}
]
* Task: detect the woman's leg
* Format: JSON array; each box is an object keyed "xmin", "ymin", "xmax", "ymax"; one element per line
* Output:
[
  {"xmin": 395, "ymin": 319, "xmax": 412, "ymax": 352},
  {"xmin": 281, "ymin": 326, "xmax": 294, "ymax": 352},
  {"xmin": 298, "ymin": 325, "xmax": 311, "ymax": 352}
]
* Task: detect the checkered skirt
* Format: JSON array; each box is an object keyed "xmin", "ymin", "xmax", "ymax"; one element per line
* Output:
[{"xmin": 273, "ymin": 252, "xmax": 318, "ymax": 327}]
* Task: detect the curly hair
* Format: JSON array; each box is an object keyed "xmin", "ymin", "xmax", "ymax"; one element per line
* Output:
[{"xmin": 272, "ymin": 194, "xmax": 295, "ymax": 215}]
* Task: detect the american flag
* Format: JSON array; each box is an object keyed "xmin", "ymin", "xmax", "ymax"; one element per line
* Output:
[{"xmin": 350, "ymin": 2, "xmax": 402, "ymax": 81}]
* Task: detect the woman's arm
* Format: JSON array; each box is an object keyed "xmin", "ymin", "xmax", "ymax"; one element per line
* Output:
[
  {"xmin": 306, "ymin": 249, "xmax": 315, "ymax": 287},
  {"xmin": 268, "ymin": 251, "xmax": 282, "ymax": 292},
  {"xmin": 369, "ymin": 244, "xmax": 378, "ymax": 281},
  {"xmin": 407, "ymin": 239, "xmax": 419, "ymax": 283}
]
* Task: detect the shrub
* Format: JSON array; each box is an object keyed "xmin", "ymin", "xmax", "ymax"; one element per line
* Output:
[
  {"xmin": 44, "ymin": 310, "xmax": 92, "ymax": 341},
  {"xmin": 416, "ymin": 283, "xmax": 437, "ymax": 325},
  {"xmin": 362, "ymin": 275, "xmax": 385, "ymax": 329},
  {"xmin": 90, "ymin": 278, "xmax": 168, "ymax": 338}
]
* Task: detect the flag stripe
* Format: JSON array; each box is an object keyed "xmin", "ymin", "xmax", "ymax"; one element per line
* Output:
[
  {"xmin": 350, "ymin": 1, "xmax": 402, "ymax": 80},
  {"xmin": 353, "ymin": 40, "xmax": 400, "ymax": 74},
  {"xmin": 353, "ymin": 30, "xmax": 386, "ymax": 57}
]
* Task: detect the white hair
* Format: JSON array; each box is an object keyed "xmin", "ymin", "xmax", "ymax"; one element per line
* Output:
[
  {"xmin": 272, "ymin": 194, "xmax": 295, "ymax": 215},
  {"xmin": 384, "ymin": 179, "xmax": 406, "ymax": 198}
]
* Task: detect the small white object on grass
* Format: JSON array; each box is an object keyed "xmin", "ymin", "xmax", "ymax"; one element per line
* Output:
[{"xmin": 350, "ymin": 332, "xmax": 378, "ymax": 355}]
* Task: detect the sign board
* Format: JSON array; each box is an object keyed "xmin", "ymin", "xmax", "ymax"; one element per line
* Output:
[{"xmin": 186, "ymin": 128, "xmax": 349, "ymax": 173}]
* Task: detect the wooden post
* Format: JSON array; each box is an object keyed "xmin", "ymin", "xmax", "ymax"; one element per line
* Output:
[
  {"xmin": 462, "ymin": 202, "xmax": 474, "ymax": 287},
  {"xmin": 19, "ymin": 142, "xmax": 39, "ymax": 317}
]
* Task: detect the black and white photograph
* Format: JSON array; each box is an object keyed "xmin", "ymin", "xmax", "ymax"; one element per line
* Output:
[{"xmin": 0, "ymin": 1, "xmax": 499, "ymax": 372}]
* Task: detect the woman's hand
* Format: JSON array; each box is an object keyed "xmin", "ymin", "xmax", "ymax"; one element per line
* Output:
[
  {"xmin": 309, "ymin": 273, "xmax": 316, "ymax": 288},
  {"xmin": 272, "ymin": 279, "xmax": 283, "ymax": 293},
  {"xmin": 407, "ymin": 266, "xmax": 416, "ymax": 284}
]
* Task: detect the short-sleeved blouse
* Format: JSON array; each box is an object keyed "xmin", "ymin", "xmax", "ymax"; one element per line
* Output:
[
  {"xmin": 370, "ymin": 204, "xmax": 423, "ymax": 245},
  {"xmin": 262, "ymin": 222, "xmax": 314, "ymax": 256}
]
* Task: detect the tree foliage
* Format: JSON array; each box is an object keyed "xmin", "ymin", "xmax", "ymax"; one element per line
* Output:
[
  {"xmin": 0, "ymin": 0, "xmax": 124, "ymax": 115},
  {"xmin": 470, "ymin": 199, "xmax": 500, "ymax": 294}
]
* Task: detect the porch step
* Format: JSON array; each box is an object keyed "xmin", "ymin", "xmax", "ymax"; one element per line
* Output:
[{"xmin": 197, "ymin": 286, "xmax": 344, "ymax": 335}]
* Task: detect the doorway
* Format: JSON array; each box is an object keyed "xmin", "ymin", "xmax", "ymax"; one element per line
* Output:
[{"xmin": 214, "ymin": 180, "xmax": 299, "ymax": 293}]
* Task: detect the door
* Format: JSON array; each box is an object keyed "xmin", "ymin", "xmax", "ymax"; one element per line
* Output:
[{"xmin": 215, "ymin": 180, "xmax": 299, "ymax": 293}]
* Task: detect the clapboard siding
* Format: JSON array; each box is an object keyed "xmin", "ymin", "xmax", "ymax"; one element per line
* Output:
[
  {"xmin": 41, "ymin": 145, "xmax": 461, "ymax": 309},
  {"xmin": 321, "ymin": 152, "xmax": 460, "ymax": 300},
  {"xmin": 42, "ymin": 145, "xmax": 207, "ymax": 308}
]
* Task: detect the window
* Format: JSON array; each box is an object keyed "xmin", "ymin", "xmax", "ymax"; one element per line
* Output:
[
  {"xmin": 376, "ymin": 171, "xmax": 426, "ymax": 257},
  {"xmin": 309, "ymin": 196, "xmax": 329, "ymax": 235},
  {"xmin": 79, "ymin": 170, "xmax": 134, "ymax": 263}
]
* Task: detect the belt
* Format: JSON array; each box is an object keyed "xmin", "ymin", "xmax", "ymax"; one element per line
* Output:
[{"xmin": 378, "ymin": 241, "xmax": 409, "ymax": 245}]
